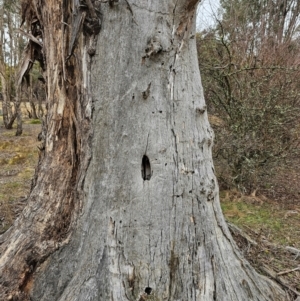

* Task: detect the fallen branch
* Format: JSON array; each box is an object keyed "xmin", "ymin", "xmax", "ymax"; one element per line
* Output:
[
  {"xmin": 226, "ymin": 221, "xmax": 300, "ymax": 298},
  {"xmin": 286, "ymin": 246, "xmax": 300, "ymax": 259},
  {"xmin": 277, "ymin": 266, "xmax": 300, "ymax": 276},
  {"xmin": 261, "ymin": 265, "xmax": 300, "ymax": 297}
]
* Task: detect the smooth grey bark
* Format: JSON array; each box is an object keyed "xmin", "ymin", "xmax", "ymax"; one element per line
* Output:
[{"xmin": 0, "ymin": 0, "xmax": 287, "ymax": 300}]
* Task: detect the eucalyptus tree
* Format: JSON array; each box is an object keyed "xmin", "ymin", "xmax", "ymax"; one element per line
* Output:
[
  {"xmin": 0, "ymin": 0, "xmax": 24, "ymax": 134},
  {"xmin": 0, "ymin": 0, "xmax": 287, "ymax": 300}
]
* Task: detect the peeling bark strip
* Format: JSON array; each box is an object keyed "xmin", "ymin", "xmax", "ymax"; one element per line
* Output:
[
  {"xmin": 0, "ymin": 0, "xmax": 101, "ymax": 300},
  {"xmin": 0, "ymin": 1, "xmax": 289, "ymax": 301}
]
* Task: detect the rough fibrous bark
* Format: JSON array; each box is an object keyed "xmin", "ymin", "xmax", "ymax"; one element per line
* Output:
[{"xmin": 0, "ymin": 0, "xmax": 288, "ymax": 300}]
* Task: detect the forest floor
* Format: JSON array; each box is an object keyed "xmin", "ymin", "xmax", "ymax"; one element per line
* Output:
[
  {"xmin": 0, "ymin": 116, "xmax": 299, "ymax": 298},
  {"xmin": 0, "ymin": 116, "xmax": 40, "ymax": 233},
  {"xmin": 220, "ymin": 191, "xmax": 300, "ymax": 298}
]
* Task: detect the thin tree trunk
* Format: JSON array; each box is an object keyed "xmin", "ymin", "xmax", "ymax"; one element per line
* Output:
[
  {"xmin": 0, "ymin": 1, "xmax": 288, "ymax": 301},
  {"xmin": 0, "ymin": 2, "xmax": 17, "ymax": 130},
  {"xmin": 29, "ymin": 101, "xmax": 38, "ymax": 119},
  {"xmin": 1, "ymin": 72, "xmax": 11, "ymax": 126},
  {"xmin": 29, "ymin": 76, "xmax": 38, "ymax": 119},
  {"xmin": 37, "ymin": 98, "xmax": 44, "ymax": 118},
  {"xmin": 15, "ymin": 86, "xmax": 22, "ymax": 136},
  {"xmin": 0, "ymin": 72, "xmax": 16, "ymax": 129}
]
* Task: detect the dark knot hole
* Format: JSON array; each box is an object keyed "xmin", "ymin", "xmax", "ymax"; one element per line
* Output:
[{"xmin": 142, "ymin": 155, "xmax": 152, "ymax": 181}]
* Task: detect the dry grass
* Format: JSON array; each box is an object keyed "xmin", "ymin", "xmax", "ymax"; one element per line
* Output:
[
  {"xmin": 221, "ymin": 189, "xmax": 300, "ymax": 297},
  {"xmin": 220, "ymin": 190, "xmax": 300, "ymax": 248}
]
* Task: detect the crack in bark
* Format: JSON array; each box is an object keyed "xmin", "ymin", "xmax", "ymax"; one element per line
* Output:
[{"xmin": 210, "ymin": 255, "xmax": 217, "ymax": 301}]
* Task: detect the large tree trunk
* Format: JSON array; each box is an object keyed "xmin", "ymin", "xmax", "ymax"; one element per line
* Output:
[{"xmin": 0, "ymin": 0, "xmax": 287, "ymax": 300}]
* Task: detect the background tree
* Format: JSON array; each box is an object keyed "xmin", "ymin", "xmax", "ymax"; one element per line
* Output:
[
  {"xmin": 0, "ymin": 0, "xmax": 287, "ymax": 300},
  {"xmin": 23, "ymin": 63, "xmax": 46, "ymax": 119},
  {"xmin": 0, "ymin": 0, "xmax": 25, "ymax": 134},
  {"xmin": 197, "ymin": 0, "xmax": 300, "ymax": 194}
]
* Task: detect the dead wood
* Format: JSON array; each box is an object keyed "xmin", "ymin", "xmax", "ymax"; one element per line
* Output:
[
  {"xmin": 227, "ymin": 222, "xmax": 257, "ymax": 245},
  {"xmin": 277, "ymin": 267, "xmax": 300, "ymax": 276},
  {"xmin": 261, "ymin": 265, "xmax": 300, "ymax": 297}
]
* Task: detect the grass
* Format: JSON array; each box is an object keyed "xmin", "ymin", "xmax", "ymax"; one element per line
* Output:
[
  {"xmin": 0, "ymin": 182, "xmax": 24, "ymax": 201},
  {"xmin": 220, "ymin": 190, "xmax": 300, "ymax": 248},
  {"xmin": 28, "ymin": 119, "xmax": 41, "ymax": 125},
  {"xmin": 220, "ymin": 190, "xmax": 300, "ymax": 292}
]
